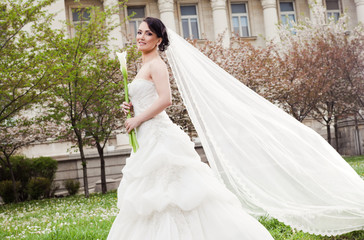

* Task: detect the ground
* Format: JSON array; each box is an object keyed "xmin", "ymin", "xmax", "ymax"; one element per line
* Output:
[{"xmin": 0, "ymin": 156, "xmax": 363, "ymax": 239}]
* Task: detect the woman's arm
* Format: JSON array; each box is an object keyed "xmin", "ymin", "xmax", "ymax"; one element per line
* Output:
[{"xmin": 124, "ymin": 59, "xmax": 172, "ymax": 133}]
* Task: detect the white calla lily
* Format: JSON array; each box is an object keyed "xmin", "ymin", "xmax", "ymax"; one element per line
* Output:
[{"xmin": 116, "ymin": 51, "xmax": 127, "ymax": 71}]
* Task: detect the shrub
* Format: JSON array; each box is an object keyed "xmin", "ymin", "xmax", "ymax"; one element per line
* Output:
[
  {"xmin": 0, "ymin": 180, "xmax": 21, "ymax": 204},
  {"xmin": 64, "ymin": 179, "xmax": 80, "ymax": 196},
  {"xmin": 0, "ymin": 156, "xmax": 32, "ymax": 183},
  {"xmin": 0, "ymin": 156, "xmax": 58, "ymax": 203},
  {"xmin": 31, "ymin": 157, "xmax": 58, "ymax": 180},
  {"xmin": 0, "ymin": 156, "xmax": 33, "ymax": 201},
  {"xmin": 27, "ymin": 177, "xmax": 51, "ymax": 200}
]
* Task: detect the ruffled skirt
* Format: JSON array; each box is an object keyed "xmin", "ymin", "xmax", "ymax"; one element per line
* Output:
[{"xmin": 107, "ymin": 116, "xmax": 273, "ymax": 240}]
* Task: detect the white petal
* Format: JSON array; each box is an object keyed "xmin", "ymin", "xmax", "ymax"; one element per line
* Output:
[{"xmin": 116, "ymin": 51, "xmax": 127, "ymax": 70}]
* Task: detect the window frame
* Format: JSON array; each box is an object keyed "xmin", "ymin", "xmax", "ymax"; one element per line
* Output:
[
  {"xmin": 179, "ymin": 4, "xmax": 201, "ymax": 39},
  {"xmin": 68, "ymin": 4, "xmax": 100, "ymax": 38},
  {"xmin": 229, "ymin": 2, "xmax": 251, "ymax": 37},
  {"xmin": 278, "ymin": 1, "xmax": 297, "ymax": 27},
  {"xmin": 325, "ymin": 0, "xmax": 341, "ymax": 22},
  {"xmin": 126, "ymin": 5, "xmax": 146, "ymax": 40}
]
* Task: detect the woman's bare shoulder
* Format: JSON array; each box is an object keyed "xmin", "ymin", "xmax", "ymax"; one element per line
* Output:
[
  {"xmin": 149, "ymin": 57, "xmax": 167, "ymax": 71},
  {"xmin": 149, "ymin": 57, "xmax": 169, "ymax": 84}
]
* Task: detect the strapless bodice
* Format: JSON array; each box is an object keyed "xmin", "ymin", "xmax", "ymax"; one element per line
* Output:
[
  {"xmin": 128, "ymin": 78, "xmax": 171, "ymax": 141},
  {"xmin": 129, "ymin": 78, "xmax": 158, "ymax": 116}
]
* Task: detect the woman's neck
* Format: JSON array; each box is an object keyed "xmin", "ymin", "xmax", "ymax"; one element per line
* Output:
[{"xmin": 141, "ymin": 49, "xmax": 159, "ymax": 65}]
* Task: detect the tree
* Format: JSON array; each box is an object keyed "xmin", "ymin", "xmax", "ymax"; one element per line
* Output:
[
  {"xmin": 0, "ymin": 0, "xmax": 57, "ymax": 124},
  {"xmin": 41, "ymin": 3, "xmax": 125, "ymax": 197},
  {"xmin": 271, "ymin": 4, "xmax": 363, "ymax": 147},
  {"xmin": 0, "ymin": 0, "xmax": 60, "ymax": 201},
  {"xmin": 82, "ymin": 52, "xmax": 124, "ymax": 194}
]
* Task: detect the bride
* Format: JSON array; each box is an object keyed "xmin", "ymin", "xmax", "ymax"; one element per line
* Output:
[
  {"xmin": 107, "ymin": 17, "xmax": 274, "ymax": 239},
  {"xmin": 108, "ymin": 16, "xmax": 364, "ymax": 239}
]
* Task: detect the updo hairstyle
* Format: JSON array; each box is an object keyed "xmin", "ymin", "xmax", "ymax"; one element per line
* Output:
[{"xmin": 143, "ymin": 17, "xmax": 170, "ymax": 52}]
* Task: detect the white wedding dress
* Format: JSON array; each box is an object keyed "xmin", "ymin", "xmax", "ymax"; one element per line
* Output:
[{"xmin": 106, "ymin": 78, "xmax": 274, "ymax": 240}]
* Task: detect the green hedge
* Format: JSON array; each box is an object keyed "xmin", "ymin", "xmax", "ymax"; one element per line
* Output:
[
  {"xmin": 27, "ymin": 177, "xmax": 51, "ymax": 200},
  {"xmin": 31, "ymin": 157, "xmax": 58, "ymax": 180},
  {"xmin": 0, "ymin": 156, "xmax": 58, "ymax": 203},
  {"xmin": 0, "ymin": 180, "xmax": 21, "ymax": 204}
]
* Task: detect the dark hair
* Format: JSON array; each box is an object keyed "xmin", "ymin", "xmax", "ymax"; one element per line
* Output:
[{"xmin": 143, "ymin": 17, "xmax": 169, "ymax": 52}]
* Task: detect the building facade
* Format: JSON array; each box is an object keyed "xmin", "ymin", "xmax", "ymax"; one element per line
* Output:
[{"xmin": 48, "ymin": 0, "xmax": 363, "ymax": 48}]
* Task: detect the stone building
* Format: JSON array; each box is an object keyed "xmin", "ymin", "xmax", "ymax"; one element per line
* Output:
[
  {"xmin": 19, "ymin": 0, "xmax": 363, "ymax": 195},
  {"xmin": 49, "ymin": 0, "xmax": 363, "ymax": 48}
]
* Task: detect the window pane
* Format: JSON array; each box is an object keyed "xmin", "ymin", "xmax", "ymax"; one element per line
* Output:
[
  {"xmin": 326, "ymin": 0, "xmax": 339, "ymax": 10},
  {"xmin": 181, "ymin": 6, "xmax": 197, "ymax": 16},
  {"xmin": 232, "ymin": 16, "xmax": 239, "ymax": 35},
  {"xmin": 72, "ymin": 8, "xmax": 90, "ymax": 22},
  {"xmin": 191, "ymin": 18, "xmax": 199, "ymax": 39},
  {"xmin": 328, "ymin": 12, "xmax": 340, "ymax": 21},
  {"xmin": 333, "ymin": 12, "xmax": 340, "ymax": 21},
  {"xmin": 231, "ymin": 3, "xmax": 246, "ymax": 14},
  {"xmin": 182, "ymin": 19, "xmax": 190, "ymax": 38},
  {"xmin": 240, "ymin": 16, "xmax": 249, "ymax": 37},
  {"xmin": 129, "ymin": 21, "xmax": 137, "ymax": 37},
  {"xmin": 72, "ymin": 9, "xmax": 79, "ymax": 21},
  {"xmin": 280, "ymin": 2, "xmax": 294, "ymax": 12},
  {"xmin": 288, "ymin": 14, "xmax": 296, "ymax": 23},
  {"xmin": 83, "ymin": 10, "xmax": 91, "ymax": 21},
  {"xmin": 281, "ymin": 14, "xmax": 288, "ymax": 25},
  {"xmin": 127, "ymin": 6, "xmax": 145, "ymax": 19}
]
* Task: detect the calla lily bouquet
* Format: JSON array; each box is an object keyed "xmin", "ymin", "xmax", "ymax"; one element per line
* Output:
[{"xmin": 116, "ymin": 51, "xmax": 139, "ymax": 153}]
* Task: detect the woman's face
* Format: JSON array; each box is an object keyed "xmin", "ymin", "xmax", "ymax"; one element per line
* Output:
[{"xmin": 136, "ymin": 21, "xmax": 161, "ymax": 53}]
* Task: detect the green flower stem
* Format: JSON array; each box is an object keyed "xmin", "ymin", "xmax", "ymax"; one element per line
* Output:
[{"xmin": 122, "ymin": 67, "xmax": 139, "ymax": 153}]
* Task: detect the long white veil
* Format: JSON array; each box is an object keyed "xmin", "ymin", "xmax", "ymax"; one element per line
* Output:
[{"xmin": 165, "ymin": 29, "xmax": 364, "ymax": 236}]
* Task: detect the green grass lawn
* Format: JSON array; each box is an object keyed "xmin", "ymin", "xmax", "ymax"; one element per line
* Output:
[
  {"xmin": 344, "ymin": 155, "xmax": 364, "ymax": 180},
  {"xmin": 1, "ymin": 156, "xmax": 364, "ymax": 240},
  {"xmin": 0, "ymin": 192, "xmax": 119, "ymax": 239}
]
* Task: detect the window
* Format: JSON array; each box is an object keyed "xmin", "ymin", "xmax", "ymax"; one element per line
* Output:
[
  {"xmin": 127, "ymin": 6, "xmax": 145, "ymax": 38},
  {"xmin": 326, "ymin": 0, "xmax": 340, "ymax": 22},
  {"xmin": 230, "ymin": 3, "xmax": 250, "ymax": 37},
  {"xmin": 279, "ymin": 2, "xmax": 296, "ymax": 28},
  {"xmin": 70, "ymin": 8, "xmax": 91, "ymax": 37},
  {"xmin": 180, "ymin": 5, "xmax": 200, "ymax": 39}
]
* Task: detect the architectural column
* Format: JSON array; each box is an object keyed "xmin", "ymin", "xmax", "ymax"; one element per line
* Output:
[
  {"xmin": 261, "ymin": 0, "xmax": 279, "ymax": 42},
  {"xmin": 158, "ymin": 0, "xmax": 176, "ymax": 31},
  {"xmin": 104, "ymin": 0, "xmax": 124, "ymax": 50},
  {"xmin": 308, "ymin": 0, "xmax": 324, "ymax": 24},
  {"xmin": 355, "ymin": 0, "xmax": 364, "ymax": 24},
  {"xmin": 211, "ymin": 0, "xmax": 230, "ymax": 47}
]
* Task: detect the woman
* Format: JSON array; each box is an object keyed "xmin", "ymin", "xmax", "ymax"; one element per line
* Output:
[{"xmin": 107, "ymin": 17, "xmax": 274, "ymax": 240}]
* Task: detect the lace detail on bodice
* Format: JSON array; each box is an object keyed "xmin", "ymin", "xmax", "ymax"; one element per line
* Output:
[
  {"xmin": 129, "ymin": 78, "xmax": 172, "ymax": 141},
  {"xmin": 129, "ymin": 78, "xmax": 169, "ymax": 118}
]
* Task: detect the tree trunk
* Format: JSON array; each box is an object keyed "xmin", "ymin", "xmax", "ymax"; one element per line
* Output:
[
  {"xmin": 75, "ymin": 129, "xmax": 89, "ymax": 198},
  {"xmin": 326, "ymin": 122, "xmax": 332, "ymax": 145},
  {"xmin": 334, "ymin": 116, "xmax": 339, "ymax": 152},
  {"xmin": 6, "ymin": 158, "xmax": 19, "ymax": 203},
  {"xmin": 96, "ymin": 142, "xmax": 107, "ymax": 194},
  {"xmin": 354, "ymin": 114, "xmax": 362, "ymax": 155}
]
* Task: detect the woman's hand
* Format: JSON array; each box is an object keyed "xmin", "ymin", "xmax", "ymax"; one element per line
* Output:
[
  {"xmin": 121, "ymin": 101, "xmax": 133, "ymax": 115},
  {"xmin": 125, "ymin": 117, "xmax": 142, "ymax": 133}
]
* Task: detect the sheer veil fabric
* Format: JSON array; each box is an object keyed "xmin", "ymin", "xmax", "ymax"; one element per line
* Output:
[{"xmin": 165, "ymin": 29, "xmax": 364, "ymax": 236}]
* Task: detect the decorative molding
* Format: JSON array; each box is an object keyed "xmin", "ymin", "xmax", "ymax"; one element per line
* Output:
[
  {"xmin": 261, "ymin": 0, "xmax": 276, "ymax": 9},
  {"xmin": 211, "ymin": 0, "xmax": 227, "ymax": 11},
  {"xmin": 158, "ymin": 0, "xmax": 174, "ymax": 13},
  {"xmin": 354, "ymin": 0, "xmax": 364, "ymax": 7}
]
